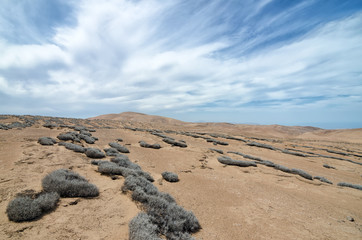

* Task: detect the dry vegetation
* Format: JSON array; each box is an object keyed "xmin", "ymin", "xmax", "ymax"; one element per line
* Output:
[{"xmin": 0, "ymin": 113, "xmax": 361, "ymax": 239}]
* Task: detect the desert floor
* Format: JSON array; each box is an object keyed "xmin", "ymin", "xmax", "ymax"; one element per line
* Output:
[{"xmin": 0, "ymin": 113, "xmax": 361, "ymax": 240}]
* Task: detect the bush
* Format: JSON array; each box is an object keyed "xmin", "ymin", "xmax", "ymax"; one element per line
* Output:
[
  {"xmin": 313, "ymin": 176, "xmax": 333, "ymax": 184},
  {"xmin": 33, "ymin": 192, "xmax": 60, "ymax": 212},
  {"xmin": 58, "ymin": 142, "xmax": 85, "ymax": 153},
  {"xmin": 209, "ymin": 148, "xmax": 223, "ymax": 154},
  {"xmin": 38, "ymin": 137, "xmax": 57, "ymax": 145},
  {"xmin": 97, "ymin": 161, "xmax": 154, "ymax": 182},
  {"xmin": 43, "ymin": 123, "xmax": 58, "ymax": 129},
  {"xmin": 217, "ymin": 156, "xmax": 257, "ymax": 167},
  {"xmin": 323, "ymin": 164, "xmax": 336, "ymax": 169},
  {"xmin": 57, "ymin": 132, "xmax": 78, "ymax": 141},
  {"xmin": 129, "ymin": 212, "xmax": 161, "ymax": 240},
  {"xmin": 291, "ymin": 168, "xmax": 313, "ymax": 180},
  {"xmin": 79, "ymin": 134, "xmax": 96, "ymax": 144},
  {"xmin": 227, "ymin": 151, "xmax": 262, "ymax": 161},
  {"xmin": 273, "ymin": 164, "xmax": 292, "ymax": 173},
  {"xmin": 258, "ymin": 160, "xmax": 275, "ymax": 167},
  {"xmin": 98, "ymin": 161, "xmax": 124, "ymax": 175},
  {"xmin": 104, "ymin": 148, "xmax": 121, "ymax": 157},
  {"xmin": 162, "ymin": 172, "xmax": 179, "ymax": 182},
  {"xmin": 7, "ymin": 196, "xmax": 41, "ymax": 222},
  {"xmin": 85, "ymin": 148, "xmax": 106, "ymax": 158},
  {"xmin": 42, "ymin": 169, "xmax": 99, "ymax": 197},
  {"xmin": 123, "ymin": 175, "xmax": 158, "ymax": 195},
  {"xmin": 337, "ymin": 182, "xmax": 362, "ymax": 191},
  {"xmin": 109, "ymin": 142, "xmax": 130, "ymax": 153},
  {"xmin": 162, "ymin": 138, "xmax": 187, "ymax": 148},
  {"xmin": 206, "ymin": 138, "xmax": 229, "ymax": 146},
  {"xmin": 246, "ymin": 141, "xmax": 277, "ymax": 150},
  {"xmin": 145, "ymin": 198, "xmax": 200, "ymax": 238},
  {"xmin": 6, "ymin": 192, "xmax": 59, "ymax": 222},
  {"xmin": 111, "ymin": 156, "xmax": 140, "ymax": 170},
  {"xmin": 122, "ymin": 174, "xmax": 201, "ymax": 239},
  {"xmin": 139, "ymin": 141, "xmax": 161, "ymax": 149}
]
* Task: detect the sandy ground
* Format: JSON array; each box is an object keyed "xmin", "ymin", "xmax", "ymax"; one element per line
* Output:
[{"xmin": 0, "ymin": 113, "xmax": 361, "ymax": 240}]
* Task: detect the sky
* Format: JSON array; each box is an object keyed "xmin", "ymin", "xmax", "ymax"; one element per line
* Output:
[{"xmin": 1, "ymin": 0, "xmax": 362, "ymax": 129}]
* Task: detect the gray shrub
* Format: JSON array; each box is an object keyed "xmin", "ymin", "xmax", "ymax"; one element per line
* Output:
[
  {"xmin": 6, "ymin": 192, "xmax": 59, "ymax": 222},
  {"xmin": 104, "ymin": 148, "xmax": 121, "ymax": 156},
  {"xmin": 38, "ymin": 137, "xmax": 57, "ymax": 145},
  {"xmin": 129, "ymin": 212, "xmax": 161, "ymax": 240},
  {"xmin": 111, "ymin": 156, "xmax": 140, "ymax": 170},
  {"xmin": 281, "ymin": 149, "xmax": 309, "ymax": 157},
  {"xmin": 57, "ymin": 132, "xmax": 78, "ymax": 141},
  {"xmin": 85, "ymin": 148, "xmax": 106, "ymax": 158},
  {"xmin": 98, "ymin": 161, "xmax": 124, "ymax": 175},
  {"xmin": 42, "ymin": 169, "xmax": 99, "ymax": 197},
  {"xmin": 337, "ymin": 182, "xmax": 362, "ymax": 191},
  {"xmin": 139, "ymin": 141, "xmax": 161, "ymax": 149},
  {"xmin": 109, "ymin": 142, "xmax": 130, "ymax": 153},
  {"xmin": 228, "ymin": 151, "xmax": 262, "ymax": 161},
  {"xmin": 257, "ymin": 160, "xmax": 276, "ymax": 167},
  {"xmin": 290, "ymin": 168, "xmax": 313, "ymax": 180},
  {"xmin": 43, "ymin": 123, "xmax": 58, "ymax": 129},
  {"xmin": 323, "ymin": 164, "xmax": 336, "ymax": 169},
  {"xmin": 314, "ymin": 176, "xmax": 333, "ymax": 184},
  {"xmin": 273, "ymin": 164, "xmax": 292, "ymax": 173},
  {"xmin": 123, "ymin": 175, "xmax": 158, "ymax": 195},
  {"xmin": 161, "ymin": 172, "xmax": 179, "ymax": 182},
  {"xmin": 58, "ymin": 142, "xmax": 85, "ymax": 153},
  {"xmin": 206, "ymin": 138, "xmax": 229, "ymax": 146},
  {"xmin": 246, "ymin": 141, "xmax": 277, "ymax": 150},
  {"xmin": 162, "ymin": 138, "xmax": 187, "ymax": 148},
  {"xmin": 209, "ymin": 148, "xmax": 223, "ymax": 154},
  {"xmin": 217, "ymin": 156, "xmax": 257, "ymax": 167},
  {"xmin": 79, "ymin": 134, "xmax": 96, "ymax": 144},
  {"xmin": 122, "ymin": 174, "xmax": 201, "ymax": 239},
  {"xmin": 98, "ymin": 161, "xmax": 154, "ymax": 182}
]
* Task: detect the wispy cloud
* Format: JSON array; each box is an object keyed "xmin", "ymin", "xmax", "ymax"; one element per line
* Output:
[{"xmin": 0, "ymin": 0, "xmax": 361, "ymax": 127}]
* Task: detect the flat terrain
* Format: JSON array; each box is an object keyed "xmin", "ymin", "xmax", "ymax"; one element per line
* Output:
[{"xmin": 0, "ymin": 113, "xmax": 361, "ymax": 239}]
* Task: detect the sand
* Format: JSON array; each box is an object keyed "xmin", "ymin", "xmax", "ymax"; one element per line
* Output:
[{"xmin": 0, "ymin": 113, "xmax": 361, "ymax": 239}]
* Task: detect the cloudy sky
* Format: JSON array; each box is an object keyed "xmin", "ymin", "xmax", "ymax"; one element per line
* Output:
[{"xmin": 1, "ymin": 0, "xmax": 362, "ymax": 128}]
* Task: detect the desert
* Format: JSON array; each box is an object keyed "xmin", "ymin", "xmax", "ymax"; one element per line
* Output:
[{"xmin": 0, "ymin": 112, "xmax": 361, "ymax": 240}]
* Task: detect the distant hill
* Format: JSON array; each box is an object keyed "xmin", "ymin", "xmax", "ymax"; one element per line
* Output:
[
  {"xmin": 89, "ymin": 112, "xmax": 328, "ymax": 138},
  {"xmin": 89, "ymin": 112, "xmax": 186, "ymax": 125}
]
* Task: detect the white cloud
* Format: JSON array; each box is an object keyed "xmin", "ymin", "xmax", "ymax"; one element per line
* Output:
[
  {"xmin": 0, "ymin": 43, "xmax": 69, "ymax": 69},
  {"xmin": 0, "ymin": 0, "xmax": 361, "ymax": 126}
]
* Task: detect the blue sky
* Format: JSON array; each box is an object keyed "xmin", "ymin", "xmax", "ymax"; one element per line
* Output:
[{"xmin": 1, "ymin": 0, "xmax": 362, "ymax": 129}]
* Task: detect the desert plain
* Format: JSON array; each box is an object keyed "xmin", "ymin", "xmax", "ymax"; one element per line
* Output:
[{"xmin": 0, "ymin": 112, "xmax": 361, "ymax": 240}]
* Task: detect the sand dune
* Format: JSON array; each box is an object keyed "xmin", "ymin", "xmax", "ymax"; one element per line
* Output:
[{"xmin": 0, "ymin": 113, "xmax": 361, "ymax": 239}]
